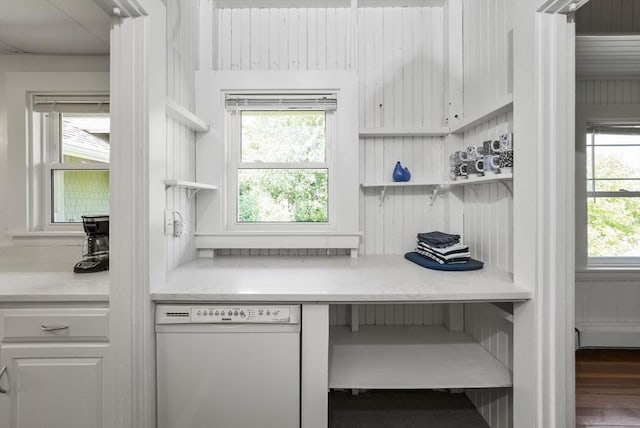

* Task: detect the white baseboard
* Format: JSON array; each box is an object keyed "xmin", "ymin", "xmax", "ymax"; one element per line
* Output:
[{"xmin": 576, "ymin": 322, "xmax": 640, "ymax": 348}]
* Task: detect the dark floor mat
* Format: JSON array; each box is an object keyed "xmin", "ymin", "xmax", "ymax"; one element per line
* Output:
[{"xmin": 330, "ymin": 389, "xmax": 490, "ymax": 428}]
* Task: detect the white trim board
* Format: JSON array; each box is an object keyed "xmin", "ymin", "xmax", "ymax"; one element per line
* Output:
[{"xmin": 576, "ymin": 322, "xmax": 640, "ymax": 348}]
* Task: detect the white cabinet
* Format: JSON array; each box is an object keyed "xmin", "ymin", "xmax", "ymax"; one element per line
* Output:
[{"xmin": 0, "ymin": 306, "xmax": 111, "ymax": 428}]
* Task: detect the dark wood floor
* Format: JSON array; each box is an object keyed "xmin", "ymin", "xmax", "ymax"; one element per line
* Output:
[{"xmin": 576, "ymin": 349, "xmax": 640, "ymax": 428}]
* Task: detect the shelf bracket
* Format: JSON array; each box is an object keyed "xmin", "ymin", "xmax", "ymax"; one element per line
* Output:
[
  {"xmin": 429, "ymin": 185, "xmax": 444, "ymax": 207},
  {"xmin": 186, "ymin": 188, "xmax": 200, "ymax": 201},
  {"xmin": 500, "ymin": 180, "xmax": 513, "ymax": 196},
  {"xmin": 378, "ymin": 186, "xmax": 388, "ymax": 206}
]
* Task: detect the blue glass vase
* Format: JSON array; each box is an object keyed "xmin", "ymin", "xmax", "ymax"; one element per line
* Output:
[
  {"xmin": 402, "ymin": 166, "xmax": 411, "ymax": 182},
  {"xmin": 392, "ymin": 161, "xmax": 405, "ymax": 182}
]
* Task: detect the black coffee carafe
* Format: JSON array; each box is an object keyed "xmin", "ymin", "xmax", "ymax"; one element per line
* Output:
[{"xmin": 74, "ymin": 215, "xmax": 109, "ymax": 273}]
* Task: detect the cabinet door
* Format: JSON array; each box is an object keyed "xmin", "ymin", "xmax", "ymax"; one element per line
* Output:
[{"xmin": 0, "ymin": 344, "xmax": 110, "ymax": 428}]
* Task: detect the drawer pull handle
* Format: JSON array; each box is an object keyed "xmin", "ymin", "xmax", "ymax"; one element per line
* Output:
[
  {"xmin": 0, "ymin": 365, "xmax": 7, "ymax": 394},
  {"xmin": 40, "ymin": 324, "xmax": 70, "ymax": 332}
]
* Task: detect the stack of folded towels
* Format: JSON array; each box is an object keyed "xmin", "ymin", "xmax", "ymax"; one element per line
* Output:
[{"xmin": 414, "ymin": 231, "xmax": 471, "ymax": 265}]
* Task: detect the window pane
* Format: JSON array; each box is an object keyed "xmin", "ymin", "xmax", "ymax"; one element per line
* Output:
[
  {"xmin": 592, "ymin": 179, "xmax": 640, "ymax": 192},
  {"xmin": 593, "ymin": 133, "xmax": 640, "ymax": 146},
  {"xmin": 52, "ymin": 170, "xmax": 109, "ymax": 223},
  {"xmin": 241, "ymin": 111, "xmax": 325, "ymax": 162},
  {"xmin": 238, "ymin": 169, "xmax": 328, "ymax": 223},
  {"xmin": 587, "ymin": 197, "xmax": 640, "ymax": 257},
  {"xmin": 593, "ymin": 146, "xmax": 640, "ymax": 182},
  {"xmin": 61, "ymin": 113, "xmax": 110, "ymax": 164}
]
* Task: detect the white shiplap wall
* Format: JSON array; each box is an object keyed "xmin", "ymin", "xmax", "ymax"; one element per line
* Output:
[
  {"xmin": 218, "ymin": 8, "xmax": 351, "ymax": 71},
  {"xmin": 166, "ymin": 0, "xmax": 199, "ymax": 270},
  {"xmin": 576, "ymin": 79, "xmax": 640, "ymax": 105},
  {"xmin": 460, "ymin": 2, "xmax": 514, "ymax": 426},
  {"xmin": 576, "ymin": 0, "xmax": 640, "ymax": 34},
  {"xmin": 462, "ymin": 0, "xmax": 513, "ymax": 120},
  {"xmin": 330, "ymin": 303, "xmax": 444, "ymax": 326},
  {"xmin": 358, "ymin": 7, "xmax": 447, "ymax": 255},
  {"xmin": 465, "ymin": 303, "xmax": 513, "ymax": 428},
  {"xmin": 216, "ymin": 6, "xmax": 448, "ymax": 256},
  {"xmin": 461, "ymin": 112, "xmax": 514, "ymax": 273},
  {"xmin": 575, "ymin": 79, "xmax": 640, "ymax": 347}
]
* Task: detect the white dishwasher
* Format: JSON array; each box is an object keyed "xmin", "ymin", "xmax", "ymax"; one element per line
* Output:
[{"xmin": 156, "ymin": 304, "xmax": 301, "ymax": 428}]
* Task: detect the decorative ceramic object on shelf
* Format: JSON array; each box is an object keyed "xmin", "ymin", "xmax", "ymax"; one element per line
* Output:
[{"xmin": 393, "ymin": 161, "xmax": 410, "ymax": 182}]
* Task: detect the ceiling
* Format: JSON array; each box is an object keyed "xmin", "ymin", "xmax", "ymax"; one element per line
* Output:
[
  {"xmin": 576, "ymin": 35, "xmax": 640, "ymax": 80},
  {"xmin": 0, "ymin": 0, "xmax": 110, "ymax": 55}
]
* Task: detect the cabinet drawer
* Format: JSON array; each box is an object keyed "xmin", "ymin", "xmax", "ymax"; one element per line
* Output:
[{"xmin": 0, "ymin": 308, "xmax": 109, "ymax": 342}]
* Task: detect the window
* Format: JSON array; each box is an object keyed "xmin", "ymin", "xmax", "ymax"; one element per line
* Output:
[
  {"xmin": 34, "ymin": 95, "xmax": 110, "ymax": 227},
  {"xmin": 226, "ymin": 94, "xmax": 336, "ymax": 229},
  {"xmin": 585, "ymin": 122, "xmax": 640, "ymax": 263}
]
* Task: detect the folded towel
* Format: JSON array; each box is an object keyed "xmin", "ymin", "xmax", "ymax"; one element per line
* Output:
[
  {"xmin": 417, "ymin": 231, "xmax": 460, "ymax": 248},
  {"xmin": 417, "ymin": 242, "xmax": 469, "ymax": 257},
  {"xmin": 415, "ymin": 248, "xmax": 471, "ymax": 265}
]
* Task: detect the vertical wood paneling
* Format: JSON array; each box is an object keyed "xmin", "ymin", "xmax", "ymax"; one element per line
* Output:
[
  {"xmin": 329, "ymin": 304, "xmax": 445, "ymax": 326},
  {"xmin": 357, "ymin": 6, "xmax": 446, "ymax": 255},
  {"xmin": 576, "ymin": 0, "xmax": 640, "ymax": 33},
  {"xmin": 166, "ymin": 0, "xmax": 199, "ymax": 270},
  {"xmin": 460, "ymin": 113, "xmax": 514, "ymax": 272},
  {"xmin": 576, "ymin": 80, "xmax": 640, "ymax": 105},
  {"xmin": 218, "ymin": 8, "xmax": 350, "ymax": 71},
  {"xmin": 462, "ymin": 0, "xmax": 512, "ymax": 119},
  {"xmin": 465, "ymin": 303, "xmax": 513, "ymax": 428},
  {"xmin": 358, "ymin": 7, "xmax": 445, "ymax": 129}
]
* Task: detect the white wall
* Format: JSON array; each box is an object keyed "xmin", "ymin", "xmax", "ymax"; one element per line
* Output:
[
  {"xmin": 459, "ymin": 1, "xmax": 514, "ymax": 426},
  {"xmin": 358, "ymin": 6, "xmax": 447, "ymax": 255},
  {"xmin": 165, "ymin": 0, "xmax": 199, "ymax": 270},
  {"xmin": 213, "ymin": 5, "xmax": 447, "ymax": 256},
  {"xmin": 575, "ymin": 79, "xmax": 640, "ymax": 347},
  {"xmin": 0, "ymin": 55, "xmax": 109, "ymax": 264}
]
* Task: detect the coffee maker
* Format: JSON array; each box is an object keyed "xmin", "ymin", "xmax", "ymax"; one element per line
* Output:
[{"xmin": 74, "ymin": 215, "xmax": 109, "ymax": 273}]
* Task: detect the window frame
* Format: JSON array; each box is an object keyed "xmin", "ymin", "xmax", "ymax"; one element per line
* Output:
[
  {"xmin": 5, "ymin": 72, "xmax": 109, "ymax": 238},
  {"xmin": 576, "ymin": 105, "xmax": 640, "ymax": 270},
  {"xmin": 225, "ymin": 98, "xmax": 337, "ymax": 231},
  {"xmin": 194, "ymin": 71, "xmax": 360, "ymax": 251}
]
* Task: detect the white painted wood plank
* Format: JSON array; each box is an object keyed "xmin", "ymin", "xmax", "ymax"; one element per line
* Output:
[
  {"xmin": 301, "ymin": 305, "xmax": 329, "ymax": 428},
  {"xmin": 166, "ymin": 98, "xmax": 210, "ymax": 132},
  {"xmin": 451, "ymin": 95, "xmax": 513, "ymax": 134},
  {"xmin": 164, "ymin": 180, "xmax": 217, "ymax": 191},
  {"xmin": 329, "ymin": 325, "xmax": 512, "ymax": 389}
]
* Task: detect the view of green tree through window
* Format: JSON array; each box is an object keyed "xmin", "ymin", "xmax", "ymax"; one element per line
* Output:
[
  {"xmin": 586, "ymin": 128, "xmax": 640, "ymax": 258},
  {"xmin": 238, "ymin": 110, "xmax": 328, "ymax": 223}
]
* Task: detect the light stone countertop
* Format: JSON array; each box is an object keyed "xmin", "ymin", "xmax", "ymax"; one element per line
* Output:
[
  {"xmin": 152, "ymin": 255, "xmax": 531, "ymax": 303},
  {"xmin": 0, "ymin": 263, "xmax": 109, "ymax": 302}
]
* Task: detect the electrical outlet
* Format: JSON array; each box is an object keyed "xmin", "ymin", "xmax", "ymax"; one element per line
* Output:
[
  {"xmin": 164, "ymin": 210, "xmax": 174, "ymax": 236},
  {"xmin": 173, "ymin": 211, "xmax": 184, "ymax": 238}
]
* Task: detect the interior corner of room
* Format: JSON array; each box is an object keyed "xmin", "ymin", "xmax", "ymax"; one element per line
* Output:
[{"xmin": 0, "ymin": 1, "xmax": 639, "ymax": 428}]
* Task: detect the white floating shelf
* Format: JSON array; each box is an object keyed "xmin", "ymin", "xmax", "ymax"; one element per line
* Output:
[
  {"xmin": 360, "ymin": 181, "xmax": 443, "ymax": 188},
  {"xmin": 164, "ymin": 180, "xmax": 217, "ymax": 190},
  {"xmin": 450, "ymin": 95, "xmax": 514, "ymax": 134},
  {"xmin": 448, "ymin": 173, "xmax": 513, "ymax": 186},
  {"xmin": 329, "ymin": 325, "xmax": 512, "ymax": 390},
  {"xmin": 164, "ymin": 180, "xmax": 217, "ymax": 200},
  {"xmin": 359, "ymin": 128, "xmax": 450, "ymax": 137},
  {"xmin": 165, "ymin": 98, "xmax": 210, "ymax": 133}
]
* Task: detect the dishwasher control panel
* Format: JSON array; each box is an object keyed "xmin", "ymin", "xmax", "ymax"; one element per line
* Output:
[
  {"xmin": 191, "ymin": 306, "xmax": 291, "ymax": 323},
  {"xmin": 156, "ymin": 305, "xmax": 300, "ymax": 324}
]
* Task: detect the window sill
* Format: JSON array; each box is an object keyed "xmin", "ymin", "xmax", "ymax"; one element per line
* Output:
[
  {"xmin": 576, "ymin": 269, "xmax": 640, "ymax": 282},
  {"xmin": 8, "ymin": 231, "xmax": 85, "ymax": 246},
  {"xmin": 194, "ymin": 232, "xmax": 362, "ymax": 251}
]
